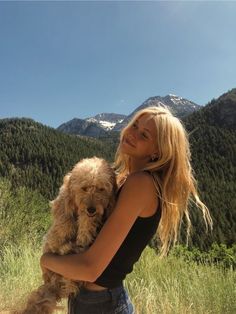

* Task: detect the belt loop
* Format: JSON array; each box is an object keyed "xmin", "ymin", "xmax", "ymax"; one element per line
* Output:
[
  {"xmin": 108, "ymin": 288, "xmax": 117, "ymax": 307},
  {"xmin": 67, "ymin": 294, "xmax": 75, "ymax": 314}
]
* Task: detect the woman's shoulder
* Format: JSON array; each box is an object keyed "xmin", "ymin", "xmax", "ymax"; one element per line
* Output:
[
  {"xmin": 118, "ymin": 171, "xmax": 158, "ymax": 218},
  {"xmin": 121, "ymin": 171, "xmax": 155, "ymax": 193},
  {"xmin": 127, "ymin": 170, "xmax": 153, "ymax": 181}
]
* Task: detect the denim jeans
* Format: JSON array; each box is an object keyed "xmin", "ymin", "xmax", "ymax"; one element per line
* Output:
[{"xmin": 67, "ymin": 284, "xmax": 135, "ymax": 314}]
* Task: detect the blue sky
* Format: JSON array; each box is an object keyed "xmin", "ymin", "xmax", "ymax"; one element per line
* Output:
[{"xmin": 0, "ymin": 1, "xmax": 236, "ymax": 128}]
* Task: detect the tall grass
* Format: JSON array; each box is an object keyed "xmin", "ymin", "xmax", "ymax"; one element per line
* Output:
[
  {"xmin": 0, "ymin": 180, "xmax": 235, "ymax": 313},
  {"xmin": 0, "ymin": 241, "xmax": 42, "ymax": 312},
  {"xmin": 125, "ymin": 247, "xmax": 236, "ymax": 314},
  {"xmin": 0, "ymin": 243, "xmax": 235, "ymax": 314}
]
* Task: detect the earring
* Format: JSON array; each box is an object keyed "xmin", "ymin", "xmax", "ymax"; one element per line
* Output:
[{"xmin": 151, "ymin": 155, "xmax": 157, "ymax": 161}]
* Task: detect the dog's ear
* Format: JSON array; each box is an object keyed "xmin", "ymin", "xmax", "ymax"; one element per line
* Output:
[
  {"xmin": 51, "ymin": 172, "xmax": 75, "ymax": 217},
  {"xmin": 105, "ymin": 195, "xmax": 116, "ymax": 219},
  {"xmin": 109, "ymin": 166, "xmax": 118, "ymax": 195},
  {"xmin": 64, "ymin": 173, "xmax": 77, "ymax": 216},
  {"xmin": 105, "ymin": 168, "xmax": 118, "ymax": 219},
  {"xmin": 104, "ymin": 161, "xmax": 118, "ymax": 194}
]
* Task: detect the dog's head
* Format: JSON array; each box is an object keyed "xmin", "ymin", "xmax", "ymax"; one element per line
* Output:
[{"xmin": 51, "ymin": 157, "xmax": 117, "ymax": 219}]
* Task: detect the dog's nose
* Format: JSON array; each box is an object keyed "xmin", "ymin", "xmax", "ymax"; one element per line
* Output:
[{"xmin": 87, "ymin": 207, "xmax": 96, "ymax": 215}]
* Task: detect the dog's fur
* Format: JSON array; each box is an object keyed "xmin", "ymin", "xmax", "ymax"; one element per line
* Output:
[{"xmin": 16, "ymin": 157, "xmax": 117, "ymax": 314}]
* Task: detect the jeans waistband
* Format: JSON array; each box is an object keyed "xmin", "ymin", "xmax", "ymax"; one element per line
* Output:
[{"xmin": 77, "ymin": 284, "xmax": 125, "ymax": 303}]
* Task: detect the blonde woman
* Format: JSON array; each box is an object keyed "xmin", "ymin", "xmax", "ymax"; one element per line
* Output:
[{"xmin": 41, "ymin": 106, "xmax": 212, "ymax": 313}]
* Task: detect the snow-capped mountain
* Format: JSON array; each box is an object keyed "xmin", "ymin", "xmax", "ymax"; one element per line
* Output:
[
  {"xmin": 57, "ymin": 94, "xmax": 201, "ymax": 137},
  {"xmin": 57, "ymin": 113, "xmax": 126, "ymax": 137},
  {"xmin": 57, "ymin": 118, "xmax": 107, "ymax": 137},
  {"xmin": 113, "ymin": 94, "xmax": 201, "ymax": 131},
  {"xmin": 86, "ymin": 113, "xmax": 126, "ymax": 131}
]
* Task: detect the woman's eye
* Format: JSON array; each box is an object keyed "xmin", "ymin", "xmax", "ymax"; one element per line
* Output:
[
  {"xmin": 132, "ymin": 123, "xmax": 137, "ymax": 128},
  {"xmin": 142, "ymin": 133, "xmax": 148, "ymax": 139}
]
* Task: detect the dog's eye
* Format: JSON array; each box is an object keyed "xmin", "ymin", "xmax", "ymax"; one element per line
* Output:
[
  {"xmin": 98, "ymin": 188, "xmax": 105, "ymax": 192},
  {"xmin": 82, "ymin": 187, "xmax": 89, "ymax": 192}
]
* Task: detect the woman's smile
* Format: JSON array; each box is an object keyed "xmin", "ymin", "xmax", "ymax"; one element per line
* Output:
[{"xmin": 123, "ymin": 136, "xmax": 136, "ymax": 148}]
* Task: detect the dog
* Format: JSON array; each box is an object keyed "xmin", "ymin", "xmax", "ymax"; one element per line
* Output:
[{"xmin": 16, "ymin": 157, "xmax": 117, "ymax": 314}]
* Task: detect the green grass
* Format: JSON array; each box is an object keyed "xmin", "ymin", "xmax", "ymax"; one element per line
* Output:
[{"xmin": 0, "ymin": 243, "xmax": 235, "ymax": 314}]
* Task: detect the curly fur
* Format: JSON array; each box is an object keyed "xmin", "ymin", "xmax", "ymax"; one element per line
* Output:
[{"xmin": 15, "ymin": 157, "xmax": 117, "ymax": 314}]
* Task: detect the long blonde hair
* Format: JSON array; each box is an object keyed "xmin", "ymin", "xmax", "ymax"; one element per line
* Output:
[{"xmin": 114, "ymin": 106, "xmax": 213, "ymax": 256}]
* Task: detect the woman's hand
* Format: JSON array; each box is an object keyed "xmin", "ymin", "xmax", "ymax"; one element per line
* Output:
[
  {"xmin": 40, "ymin": 252, "xmax": 56, "ymax": 274},
  {"xmin": 40, "ymin": 264, "xmax": 48, "ymax": 276}
]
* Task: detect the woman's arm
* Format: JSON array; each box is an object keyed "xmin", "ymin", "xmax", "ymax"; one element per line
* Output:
[
  {"xmin": 40, "ymin": 171, "xmax": 158, "ymax": 282},
  {"xmin": 40, "ymin": 250, "xmax": 95, "ymax": 282}
]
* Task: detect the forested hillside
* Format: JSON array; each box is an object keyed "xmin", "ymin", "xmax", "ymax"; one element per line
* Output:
[
  {"xmin": 0, "ymin": 118, "xmax": 117, "ymax": 199},
  {"xmin": 183, "ymin": 88, "xmax": 236, "ymax": 249}
]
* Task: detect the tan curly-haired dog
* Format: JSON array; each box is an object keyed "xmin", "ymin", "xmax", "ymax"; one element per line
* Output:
[{"xmin": 17, "ymin": 157, "xmax": 117, "ymax": 314}]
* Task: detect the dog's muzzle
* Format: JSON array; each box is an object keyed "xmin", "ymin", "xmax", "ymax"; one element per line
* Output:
[{"xmin": 87, "ymin": 207, "xmax": 96, "ymax": 217}]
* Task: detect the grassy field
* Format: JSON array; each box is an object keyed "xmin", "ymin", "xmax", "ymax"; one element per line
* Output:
[{"xmin": 0, "ymin": 243, "xmax": 235, "ymax": 314}]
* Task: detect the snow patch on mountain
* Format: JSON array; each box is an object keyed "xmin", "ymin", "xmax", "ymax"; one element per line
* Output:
[
  {"xmin": 86, "ymin": 113, "xmax": 126, "ymax": 131},
  {"xmin": 99, "ymin": 120, "xmax": 116, "ymax": 130}
]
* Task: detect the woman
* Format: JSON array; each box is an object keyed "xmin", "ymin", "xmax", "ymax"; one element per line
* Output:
[{"xmin": 40, "ymin": 106, "xmax": 213, "ymax": 313}]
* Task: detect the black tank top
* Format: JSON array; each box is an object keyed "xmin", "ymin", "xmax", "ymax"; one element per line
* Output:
[{"xmin": 94, "ymin": 182, "xmax": 162, "ymax": 288}]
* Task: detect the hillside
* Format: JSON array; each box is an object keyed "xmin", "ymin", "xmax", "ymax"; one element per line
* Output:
[
  {"xmin": 0, "ymin": 118, "xmax": 117, "ymax": 199},
  {"xmin": 183, "ymin": 88, "xmax": 236, "ymax": 248}
]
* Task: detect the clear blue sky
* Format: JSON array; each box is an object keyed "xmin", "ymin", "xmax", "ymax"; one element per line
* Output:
[{"xmin": 0, "ymin": 1, "xmax": 236, "ymax": 128}]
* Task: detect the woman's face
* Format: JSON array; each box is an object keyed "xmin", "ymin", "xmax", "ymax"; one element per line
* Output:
[{"xmin": 120, "ymin": 114, "xmax": 158, "ymax": 161}]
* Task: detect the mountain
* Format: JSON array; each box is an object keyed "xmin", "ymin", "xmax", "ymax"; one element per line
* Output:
[
  {"xmin": 57, "ymin": 94, "xmax": 200, "ymax": 136},
  {"xmin": 57, "ymin": 113, "xmax": 126, "ymax": 137},
  {"xmin": 57, "ymin": 118, "xmax": 107, "ymax": 137},
  {"xmin": 113, "ymin": 94, "xmax": 200, "ymax": 131},
  {"xmin": 184, "ymin": 88, "xmax": 236, "ymax": 130}
]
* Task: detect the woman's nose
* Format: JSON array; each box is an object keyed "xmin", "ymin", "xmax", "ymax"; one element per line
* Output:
[
  {"xmin": 128, "ymin": 131, "xmax": 136, "ymax": 141},
  {"xmin": 129, "ymin": 127, "xmax": 137, "ymax": 138}
]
